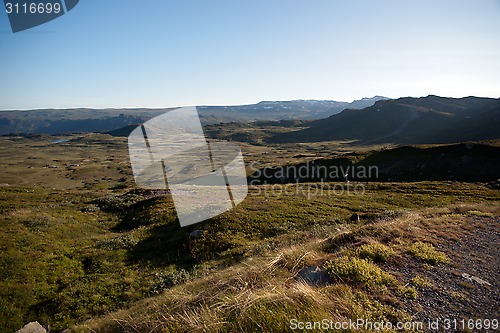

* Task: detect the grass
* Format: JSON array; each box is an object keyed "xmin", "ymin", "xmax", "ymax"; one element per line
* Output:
[
  {"xmin": 71, "ymin": 256, "xmax": 413, "ymax": 333},
  {"xmin": 0, "ymin": 134, "xmax": 499, "ymax": 332},
  {"xmin": 68, "ymin": 201, "xmax": 499, "ymax": 332},
  {"xmin": 467, "ymin": 209, "xmax": 494, "ymax": 218}
]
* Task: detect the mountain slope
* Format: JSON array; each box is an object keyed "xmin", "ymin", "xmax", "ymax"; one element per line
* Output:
[
  {"xmin": 269, "ymin": 95, "xmax": 500, "ymax": 144},
  {"xmin": 248, "ymin": 143, "xmax": 500, "ymax": 183}
]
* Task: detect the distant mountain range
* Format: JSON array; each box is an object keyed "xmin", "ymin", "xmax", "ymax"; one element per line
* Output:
[
  {"xmin": 2, "ymin": 95, "xmax": 499, "ymax": 146},
  {"xmin": 0, "ymin": 97, "xmax": 387, "ymax": 135},
  {"xmin": 197, "ymin": 96, "xmax": 388, "ymax": 123},
  {"xmin": 0, "ymin": 109, "xmax": 166, "ymax": 136},
  {"xmin": 269, "ymin": 95, "xmax": 500, "ymax": 144}
]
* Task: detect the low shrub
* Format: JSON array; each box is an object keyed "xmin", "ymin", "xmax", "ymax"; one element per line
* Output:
[
  {"xmin": 325, "ymin": 256, "xmax": 396, "ymax": 289},
  {"xmin": 411, "ymin": 275, "xmax": 432, "ymax": 288},
  {"xmin": 150, "ymin": 269, "xmax": 191, "ymax": 294},
  {"xmin": 396, "ymin": 285, "xmax": 418, "ymax": 299},
  {"xmin": 97, "ymin": 234, "xmax": 139, "ymax": 250},
  {"xmin": 357, "ymin": 242, "xmax": 394, "ymax": 262},
  {"xmin": 408, "ymin": 241, "xmax": 449, "ymax": 265}
]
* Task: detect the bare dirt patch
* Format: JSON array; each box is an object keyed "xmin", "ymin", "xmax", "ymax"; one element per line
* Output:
[{"xmin": 385, "ymin": 217, "xmax": 499, "ymax": 331}]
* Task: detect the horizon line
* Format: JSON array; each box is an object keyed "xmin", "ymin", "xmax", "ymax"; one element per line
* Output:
[{"xmin": 1, "ymin": 94, "xmax": 499, "ymax": 112}]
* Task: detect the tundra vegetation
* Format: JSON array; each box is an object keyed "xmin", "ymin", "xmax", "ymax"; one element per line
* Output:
[{"xmin": 0, "ymin": 133, "xmax": 498, "ymax": 332}]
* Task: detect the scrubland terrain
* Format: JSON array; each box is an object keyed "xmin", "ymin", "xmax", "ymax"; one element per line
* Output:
[{"xmin": 0, "ymin": 132, "xmax": 499, "ymax": 332}]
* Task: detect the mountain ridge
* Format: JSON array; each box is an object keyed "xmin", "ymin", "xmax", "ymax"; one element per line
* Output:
[
  {"xmin": 0, "ymin": 97, "xmax": 388, "ymax": 135},
  {"xmin": 269, "ymin": 95, "xmax": 500, "ymax": 144}
]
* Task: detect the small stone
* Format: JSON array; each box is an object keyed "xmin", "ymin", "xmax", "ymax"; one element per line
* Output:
[
  {"xmin": 15, "ymin": 322, "xmax": 46, "ymax": 333},
  {"xmin": 295, "ymin": 266, "xmax": 332, "ymax": 286},
  {"xmin": 349, "ymin": 213, "xmax": 360, "ymax": 222},
  {"xmin": 461, "ymin": 273, "xmax": 491, "ymax": 286},
  {"xmin": 189, "ymin": 230, "xmax": 204, "ymax": 239}
]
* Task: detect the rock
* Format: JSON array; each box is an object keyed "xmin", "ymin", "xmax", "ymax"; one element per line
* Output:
[
  {"xmin": 486, "ymin": 179, "xmax": 500, "ymax": 189},
  {"xmin": 295, "ymin": 265, "xmax": 332, "ymax": 286},
  {"xmin": 461, "ymin": 272, "xmax": 491, "ymax": 286},
  {"xmin": 189, "ymin": 230, "xmax": 204, "ymax": 239},
  {"xmin": 349, "ymin": 213, "xmax": 360, "ymax": 222},
  {"xmin": 15, "ymin": 322, "xmax": 46, "ymax": 333}
]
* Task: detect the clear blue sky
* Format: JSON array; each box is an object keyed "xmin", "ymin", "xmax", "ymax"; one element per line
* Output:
[{"xmin": 1, "ymin": 0, "xmax": 499, "ymax": 109}]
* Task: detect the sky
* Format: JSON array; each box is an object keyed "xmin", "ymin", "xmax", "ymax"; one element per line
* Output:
[{"xmin": 0, "ymin": 0, "xmax": 499, "ymax": 110}]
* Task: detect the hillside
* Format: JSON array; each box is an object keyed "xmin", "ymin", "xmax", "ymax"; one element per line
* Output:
[
  {"xmin": 269, "ymin": 96, "xmax": 500, "ymax": 144},
  {"xmin": 1, "ymin": 133, "xmax": 499, "ymax": 332},
  {"xmin": 249, "ymin": 143, "xmax": 500, "ymax": 184}
]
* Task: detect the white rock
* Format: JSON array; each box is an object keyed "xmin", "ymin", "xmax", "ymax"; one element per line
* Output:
[{"xmin": 15, "ymin": 322, "xmax": 46, "ymax": 333}]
